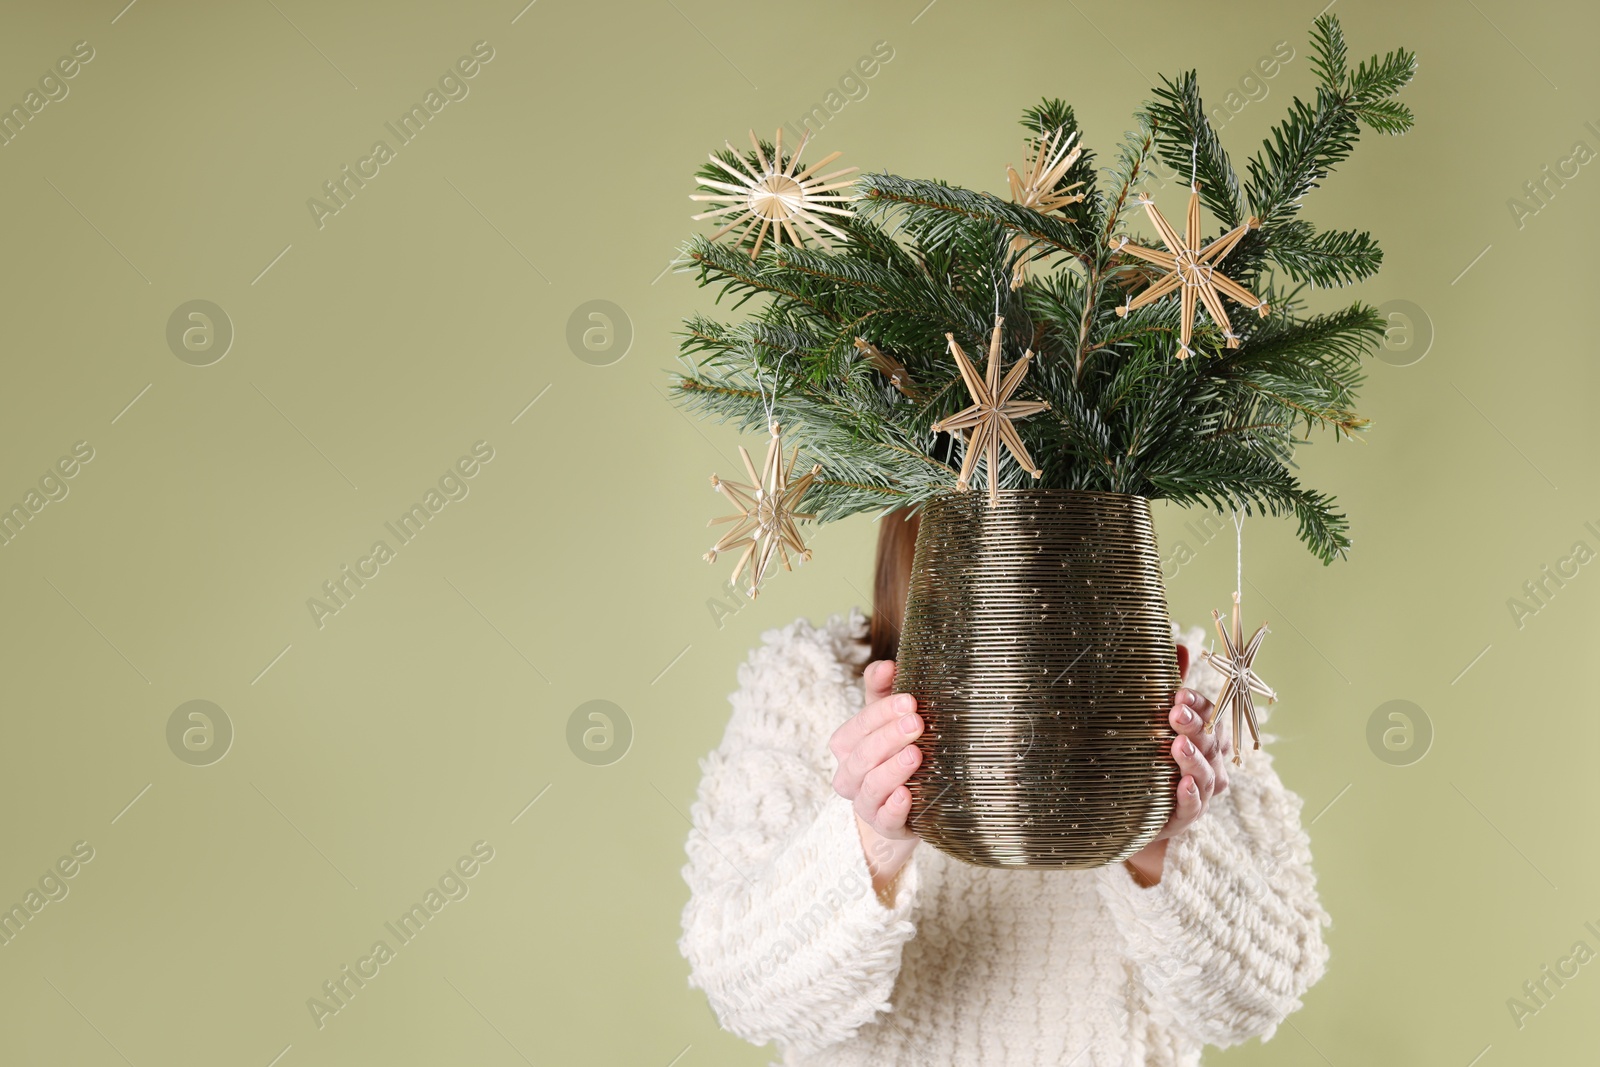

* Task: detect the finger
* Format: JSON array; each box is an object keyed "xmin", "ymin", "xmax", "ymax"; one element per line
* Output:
[
  {"xmin": 1172, "ymin": 733, "xmax": 1215, "ymax": 801},
  {"xmin": 1172, "ymin": 690, "xmax": 1217, "ymax": 741},
  {"xmin": 835, "ymin": 708, "xmax": 923, "ymax": 799},
  {"xmin": 864, "ymin": 659, "xmax": 898, "ymax": 706},
  {"xmin": 847, "ymin": 711, "xmax": 923, "ymax": 784},
  {"xmin": 1165, "ymin": 774, "xmax": 1202, "ymax": 835},
  {"xmin": 830, "ymin": 661, "xmax": 901, "ymax": 762},
  {"xmin": 873, "ymin": 784, "xmax": 915, "ymax": 836},
  {"xmin": 859, "ymin": 741, "xmax": 921, "ymax": 819},
  {"xmin": 1186, "ymin": 713, "xmax": 1223, "ymax": 766},
  {"xmin": 830, "ymin": 689, "xmax": 915, "ymax": 763},
  {"xmin": 1173, "ymin": 687, "xmax": 1213, "ymax": 723},
  {"xmin": 1169, "ymin": 693, "xmax": 1220, "ymax": 765}
]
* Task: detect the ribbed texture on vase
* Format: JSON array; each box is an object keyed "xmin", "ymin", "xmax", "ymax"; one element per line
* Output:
[{"xmin": 897, "ymin": 489, "xmax": 1179, "ymax": 869}]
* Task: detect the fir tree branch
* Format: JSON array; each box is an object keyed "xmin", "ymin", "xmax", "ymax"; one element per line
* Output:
[
  {"xmin": 815, "ymin": 478, "xmax": 908, "ymax": 497},
  {"xmin": 1309, "ymin": 15, "xmax": 1349, "ymax": 91},
  {"xmin": 1147, "ymin": 72, "xmax": 1244, "ymax": 227},
  {"xmin": 672, "ymin": 377, "xmax": 762, "ymax": 402},
  {"xmin": 1245, "ymin": 15, "xmax": 1415, "ymax": 231},
  {"xmin": 1097, "ymin": 117, "xmax": 1159, "ymax": 245},
  {"xmin": 1266, "ymin": 222, "xmax": 1384, "ymax": 287},
  {"xmin": 668, "ymin": 16, "xmax": 1412, "ymax": 562},
  {"xmin": 1075, "ymin": 118, "xmax": 1161, "ymax": 380},
  {"xmin": 856, "ymin": 175, "xmax": 1091, "ymax": 265},
  {"xmin": 687, "ymin": 237, "xmax": 846, "ymax": 322}
]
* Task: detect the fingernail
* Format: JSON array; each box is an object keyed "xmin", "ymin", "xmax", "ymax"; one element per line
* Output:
[
  {"xmin": 1182, "ymin": 737, "xmax": 1196, "ymax": 758},
  {"xmin": 899, "ymin": 713, "xmax": 921, "ymax": 734},
  {"xmin": 1176, "ymin": 706, "xmax": 1194, "ymax": 725},
  {"xmin": 1187, "ymin": 779, "xmax": 1199, "ymax": 795},
  {"xmin": 897, "ymin": 693, "xmax": 915, "ymax": 712},
  {"xmin": 898, "ymin": 746, "xmax": 917, "ymax": 766}
]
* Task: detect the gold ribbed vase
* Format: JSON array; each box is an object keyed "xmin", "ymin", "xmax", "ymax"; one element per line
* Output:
[{"xmin": 896, "ymin": 490, "xmax": 1179, "ymax": 869}]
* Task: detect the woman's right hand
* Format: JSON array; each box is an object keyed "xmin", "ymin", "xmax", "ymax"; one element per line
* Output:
[{"xmin": 830, "ymin": 659, "xmax": 922, "ymax": 899}]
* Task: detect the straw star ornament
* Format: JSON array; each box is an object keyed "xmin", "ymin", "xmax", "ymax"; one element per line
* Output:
[
  {"xmin": 1113, "ymin": 183, "xmax": 1270, "ymax": 358},
  {"xmin": 852, "ymin": 336, "xmax": 920, "ymax": 398},
  {"xmin": 1006, "ymin": 128, "xmax": 1086, "ymax": 289},
  {"xmin": 931, "ymin": 317, "xmax": 1051, "ymax": 507},
  {"xmin": 1200, "ymin": 590, "xmax": 1277, "ymax": 765},
  {"xmin": 703, "ymin": 423, "xmax": 821, "ymax": 598},
  {"xmin": 690, "ymin": 128, "xmax": 858, "ymax": 259}
]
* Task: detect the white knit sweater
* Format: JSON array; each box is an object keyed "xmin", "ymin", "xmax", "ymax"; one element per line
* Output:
[{"xmin": 678, "ymin": 609, "xmax": 1330, "ymax": 1066}]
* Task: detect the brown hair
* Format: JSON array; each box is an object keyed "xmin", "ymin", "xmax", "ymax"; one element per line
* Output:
[{"xmin": 868, "ymin": 506, "xmax": 920, "ymax": 665}]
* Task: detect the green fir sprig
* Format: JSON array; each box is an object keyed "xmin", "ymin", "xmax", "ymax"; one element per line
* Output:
[{"xmin": 668, "ymin": 15, "xmax": 1415, "ymax": 563}]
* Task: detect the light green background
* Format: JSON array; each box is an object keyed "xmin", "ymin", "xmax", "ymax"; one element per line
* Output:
[{"xmin": 0, "ymin": 1, "xmax": 1593, "ymax": 1064}]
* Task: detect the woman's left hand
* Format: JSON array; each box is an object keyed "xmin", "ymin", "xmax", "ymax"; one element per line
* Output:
[{"xmin": 1124, "ymin": 687, "xmax": 1231, "ymax": 885}]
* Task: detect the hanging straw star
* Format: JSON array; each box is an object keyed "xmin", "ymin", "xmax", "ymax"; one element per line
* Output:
[
  {"xmin": 689, "ymin": 128, "xmax": 858, "ymax": 259},
  {"xmin": 852, "ymin": 337, "xmax": 920, "ymax": 398},
  {"xmin": 1111, "ymin": 183, "xmax": 1270, "ymax": 358},
  {"xmin": 703, "ymin": 422, "xmax": 820, "ymax": 598},
  {"xmin": 931, "ymin": 316, "xmax": 1050, "ymax": 507},
  {"xmin": 1200, "ymin": 590, "xmax": 1277, "ymax": 765},
  {"xmin": 1006, "ymin": 128, "xmax": 1086, "ymax": 289}
]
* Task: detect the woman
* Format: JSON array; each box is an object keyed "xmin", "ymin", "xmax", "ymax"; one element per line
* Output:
[{"xmin": 678, "ymin": 507, "xmax": 1329, "ymax": 1066}]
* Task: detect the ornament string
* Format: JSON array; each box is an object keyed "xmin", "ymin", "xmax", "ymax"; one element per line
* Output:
[
  {"xmin": 1233, "ymin": 508, "xmax": 1243, "ymax": 599},
  {"xmin": 754, "ymin": 358, "xmax": 770, "ymax": 427},
  {"xmin": 750, "ymin": 352, "xmax": 780, "ymax": 486},
  {"xmin": 751, "ymin": 349, "xmax": 779, "ymax": 432}
]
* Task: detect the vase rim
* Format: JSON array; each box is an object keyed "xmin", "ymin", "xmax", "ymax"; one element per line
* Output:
[{"xmin": 915, "ymin": 488, "xmax": 1153, "ymax": 512}]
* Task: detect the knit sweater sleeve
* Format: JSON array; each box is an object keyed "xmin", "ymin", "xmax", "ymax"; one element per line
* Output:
[
  {"xmin": 677, "ymin": 611, "xmax": 920, "ymax": 1055},
  {"xmin": 1094, "ymin": 625, "xmax": 1331, "ymax": 1048}
]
